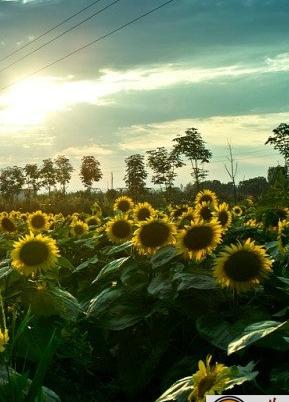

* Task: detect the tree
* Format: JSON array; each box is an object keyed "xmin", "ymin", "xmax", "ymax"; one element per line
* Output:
[
  {"xmin": 124, "ymin": 154, "xmax": 147, "ymax": 198},
  {"xmin": 24, "ymin": 163, "xmax": 41, "ymax": 197},
  {"xmin": 146, "ymin": 147, "xmax": 183, "ymax": 193},
  {"xmin": 0, "ymin": 166, "xmax": 25, "ymax": 201},
  {"xmin": 238, "ymin": 176, "xmax": 269, "ymax": 198},
  {"xmin": 265, "ymin": 123, "xmax": 289, "ymax": 164},
  {"xmin": 224, "ymin": 141, "xmax": 238, "ymax": 204},
  {"xmin": 80, "ymin": 156, "xmax": 103, "ymax": 191},
  {"xmin": 172, "ymin": 128, "xmax": 212, "ymax": 190},
  {"xmin": 54, "ymin": 155, "xmax": 74, "ymax": 195},
  {"xmin": 40, "ymin": 158, "xmax": 57, "ymax": 196}
]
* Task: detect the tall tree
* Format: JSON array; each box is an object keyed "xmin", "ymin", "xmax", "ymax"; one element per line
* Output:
[
  {"xmin": 224, "ymin": 141, "xmax": 238, "ymax": 205},
  {"xmin": 124, "ymin": 154, "xmax": 147, "ymax": 198},
  {"xmin": 54, "ymin": 155, "xmax": 74, "ymax": 195},
  {"xmin": 146, "ymin": 147, "xmax": 183, "ymax": 193},
  {"xmin": 40, "ymin": 158, "xmax": 57, "ymax": 196},
  {"xmin": 0, "ymin": 166, "xmax": 25, "ymax": 201},
  {"xmin": 172, "ymin": 128, "xmax": 212, "ymax": 190},
  {"xmin": 24, "ymin": 163, "xmax": 41, "ymax": 197},
  {"xmin": 265, "ymin": 123, "xmax": 289, "ymax": 165},
  {"xmin": 80, "ymin": 156, "xmax": 102, "ymax": 192}
]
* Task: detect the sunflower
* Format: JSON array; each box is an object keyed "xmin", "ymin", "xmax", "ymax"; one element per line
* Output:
[
  {"xmin": 91, "ymin": 201, "xmax": 102, "ymax": 216},
  {"xmin": 212, "ymin": 203, "xmax": 232, "ymax": 230},
  {"xmin": 195, "ymin": 189, "xmax": 218, "ymax": 207},
  {"xmin": 133, "ymin": 202, "xmax": 155, "ymax": 222},
  {"xmin": 106, "ymin": 215, "xmax": 133, "ymax": 243},
  {"xmin": 189, "ymin": 355, "xmax": 231, "ymax": 402},
  {"xmin": 178, "ymin": 207, "xmax": 195, "ymax": 227},
  {"xmin": 11, "ymin": 233, "xmax": 59, "ymax": 276},
  {"xmin": 278, "ymin": 220, "xmax": 289, "ymax": 253},
  {"xmin": 170, "ymin": 204, "xmax": 189, "ymax": 220},
  {"xmin": 20, "ymin": 213, "xmax": 28, "ymax": 221},
  {"xmin": 86, "ymin": 215, "xmax": 101, "ymax": 227},
  {"xmin": 28, "ymin": 211, "xmax": 49, "ymax": 232},
  {"xmin": 232, "ymin": 205, "xmax": 242, "ymax": 217},
  {"xmin": 213, "ymin": 238, "xmax": 272, "ymax": 293},
  {"xmin": 113, "ymin": 196, "xmax": 134, "ymax": 213},
  {"xmin": 194, "ymin": 201, "xmax": 214, "ymax": 222},
  {"xmin": 70, "ymin": 220, "xmax": 89, "ymax": 237},
  {"xmin": 0, "ymin": 329, "xmax": 9, "ymax": 353},
  {"xmin": 0, "ymin": 215, "xmax": 17, "ymax": 233},
  {"xmin": 177, "ymin": 219, "xmax": 222, "ymax": 261},
  {"xmin": 245, "ymin": 219, "xmax": 262, "ymax": 229},
  {"xmin": 132, "ymin": 217, "xmax": 176, "ymax": 255}
]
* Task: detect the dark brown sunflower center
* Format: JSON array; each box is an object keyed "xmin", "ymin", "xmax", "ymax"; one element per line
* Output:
[
  {"xmin": 172, "ymin": 207, "xmax": 187, "ymax": 218},
  {"xmin": 74, "ymin": 225, "xmax": 85, "ymax": 235},
  {"xmin": 1, "ymin": 217, "xmax": 16, "ymax": 232},
  {"xmin": 183, "ymin": 225, "xmax": 214, "ymax": 251},
  {"xmin": 87, "ymin": 218, "xmax": 98, "ymax": 226},
  {"xmin": 223, "ymin": 250, "xmax": 261, "ymax": 282},
  {"xmin": 197, "ymin": 374, "xmax": 217, "ymax": 399},
  {"xmin": 139, "ymin": 222, "xmax": 170, "ymax": 248},
  {"xmin": 200, "ymin": 195, "xmax": 213, "ymax": 203},
  {"xmin": 199, "ymin": 206, "xmax": 212, "ymax": 221},
  {"xmin": 111, "ymin": 220, "xmax": 131, "ymax": 239},
  {"xmin": 137, "ymin": 208, "xmax": 151, "ymax": 221},
  {"xmin": 234, "ymin": 207, "xmax": 241, "ymax": 214},
  {"xmin": 31, "ymin": 215, "xmax": 46, "ymax": 228},
  {"xmin": 117, "ymin": 200, "xmax": 130, "ymax": 212},
  {"xmin": 218, "ymin": 210, "xmax": 229, "ymax": 226},
  {"xmin": 19, "ymin": 240, "xmax": 49, "ymax": 266}
]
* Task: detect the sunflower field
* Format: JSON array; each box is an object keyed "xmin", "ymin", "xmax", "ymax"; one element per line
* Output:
[{"xmin": 0, "ymin": 190, "xmax": 289, "ymax": 401}]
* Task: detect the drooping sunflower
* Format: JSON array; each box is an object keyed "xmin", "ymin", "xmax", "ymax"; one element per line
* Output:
[
  {"xmin": 28, "ymin": 211, "xmax": 49, "ymax": 232},
  {"xmin": 232, "ymin": 205, "xmax": 242, "ymax": 217},
  {"xmin": 194, "ymin": 201, "xmax": 214, "ymax": 222},
  {"xmin": 106, "ymin": 215, "xmax": 133, "ymax": 243},
  {"xmin": 213, "ymin": 238, "xmax": 273, "ymax": 293},
  {"xmin": 113, "ymin": 196, "xmax": 134, "ymax": 213},
  {"xmin": 133, "ymin": 202, "xmax": 155, "ymax": 222},
  {"xmin": 132, "ymin": 217, "xmax": 176, "ymax": 255},
  {"xmin": 195, "ymin": 189, "xmax": 218, "ymax": 207},
  {"xmin": 212, "ymin": 203, "xmax": 232, "ymax": 231},
  {"xmin": 86, "ymin": 215, "xmax": 101, "ymax": 227},
  {"xmin": 11, "ymin": 233, "xmax": 60, "ymax": 276},
  {"xmin": 70, "ymin": 220, "xmax": 89, "ymax": 237},
  {"xmin": 177, "ymin": 219, "xmax": 222, "ymax": 261},
  {"xmin": 0, "ymin": 215, "xmax": 17, "ymax": 233},
  {"xmin": 189, "ymin": 355, "xmax": 231, "ymax": 402}
]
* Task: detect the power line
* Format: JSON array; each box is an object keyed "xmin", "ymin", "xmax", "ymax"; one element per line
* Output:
[
  {"xmin": 0, "ymin": 0, "xmax": 121, "ymax": 74},
  {"xmin": 0, "ymin": 0, "xmax": 177, "ymax": 93},
  {"xmin": 0, "ymin": 0, "xmax": 106, "ymax": 64}
]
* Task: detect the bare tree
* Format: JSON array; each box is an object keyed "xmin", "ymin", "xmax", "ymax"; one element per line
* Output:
[{"xmin": 224, "ymin": 140, "xmax": 238, "ymax": 204}]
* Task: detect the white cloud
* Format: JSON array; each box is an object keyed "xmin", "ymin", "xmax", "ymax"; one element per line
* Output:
[{"xmin": 58, "ymin": 144, "xmax": 113, "ymax": 159}]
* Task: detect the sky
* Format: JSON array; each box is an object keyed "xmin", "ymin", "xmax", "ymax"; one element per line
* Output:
[{"xmin": 0, "ymin": 0, "xmax": 289, "ymax": 190}]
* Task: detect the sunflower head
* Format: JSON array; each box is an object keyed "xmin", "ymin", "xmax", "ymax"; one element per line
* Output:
[
  {"xmin": 133, "ymin": 202, "xmax": 155, "ymax": 222},
  {"xmin": 28, "ymin": 211, "xmax": 49, "ymax": 232},
  {"xmin": 245, "ymin": 219, "xmax": 262, "ymax": 229},
  {"xmin": 195, "ymin": 189, "xmax": 218, "ymax": 207},
  {"xmin": 212, "ymin": 203, "xmax": 232, "ymax": 230},
  {"xmin": 113, "ymin": 196, "xmax": 134, "ymax": 213},
  {"xmin": 189, "ymin": 355, "xmax": 231, "ymax": 402},
  {"xmin": 0, "ymin": 215, "xmax": 17, "ymax": 233},
  {"xmin": 232, "ymin": 205, "xmax": 243, "ymax": 217},
  {"xmin": 178, "ymin": 207, "xmax": 195, "ymax": 227},
  {"xmin": 86, "ymin": 215, "xmax": 101, "ymax": 227},
  {"xmin": 70, "ymin": 220, "xmax": 89, "ymax": 237},
  {"xmin": 11, "ymin": 233, "xmax": 60, "ymax": 276},
  {"xmin": 20, "ymin": 213, "xmax": 28, "ymax": 221},
  {"xmin": 213, "ymin": 238, "xmax": 272, "ymax": 293},
  {"xmin": 132, "ymin": 216, "xmax": 176, "ymax": 255},
  {"xmin": 278, "ymin": 220, "xmax": 289, "ymax": 253},
  {"xmin": 106, "ymin": 214, "xmax": 133, "ymax": 244},
  {"xmin": 177, "ymin": 219, "xmax": 222, "ymax": 261},
  {"xmin": 194, "ymin": 201, "xmax": 214, "ymax": 222},
  {"xmin": 170, "ymin": 204, "xmax": 189, "ymax": 220}
]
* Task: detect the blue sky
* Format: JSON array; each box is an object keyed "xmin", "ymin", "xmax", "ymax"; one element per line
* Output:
[{"xmin": 0, "ymin": 0, "xmax": 288, "ymax": 190}]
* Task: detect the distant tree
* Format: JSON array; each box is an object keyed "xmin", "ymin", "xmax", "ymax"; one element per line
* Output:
[
  {"xmin": 24, "ymin": 163, "xmax": 41, "ymax": 197},
  {"xmin": 40, "ymin": 158, "xmax": 57, "ymax": 196},
  {"xmin": 265, "ymin": 123, "xmax": 289, "ymax": 164},
  {"xmin": 80, "ymin": 156, "xmax": 103, "ymax": 192},
  {"xmin": 224, "ymin": 141, "xmax": 238, "ymax": 204},
  {"xmin": 238, "ymin": 176, "xmax": 269, "ymax": 198},
  {"xmin": 146, "ymin": 147, "xmax": 183, "ymax": 197},
  {"xmin": 172, "ymin": 128, "xmax": 212, "ymax": 190},
  {"xmin": 268, "ymin": 165, "xmax": 288, "ymax": 186},
  {"xmin": 54, "ymin": 155, "xmax": 74, "ymax": 195},
  {"xmin": 0, "ymin": 166, "xmax": 25, "ymax": 201},
  {"xmin": 124, "ymin": 154, "xmax": 147, "ymax": 199}
]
